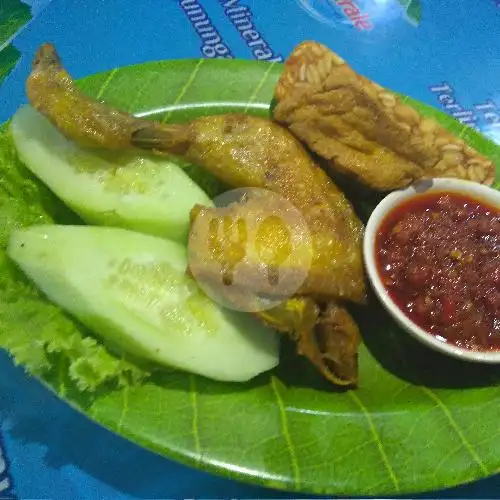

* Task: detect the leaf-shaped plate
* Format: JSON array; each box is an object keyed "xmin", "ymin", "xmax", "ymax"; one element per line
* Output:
[{"xmin": 1, "ymin": 58, "xmax": 500, "ymax": 497}]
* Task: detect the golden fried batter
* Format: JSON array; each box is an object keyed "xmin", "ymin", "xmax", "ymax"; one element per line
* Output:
[{"xmin": 273, "ymin": 41, "xmax": 496, "ymax": 191}]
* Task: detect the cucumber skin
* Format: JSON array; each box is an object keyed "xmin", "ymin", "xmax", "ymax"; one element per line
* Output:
[
  {"xmin": 7, "ymin": 225, "xmax": 280, "ymax": 382},
  {"xmin": 10, "ymin": 105, "xmax": 214, "ymax": 243}
]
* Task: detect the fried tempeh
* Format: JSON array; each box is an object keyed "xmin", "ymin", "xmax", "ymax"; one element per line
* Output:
[{"xmin": 273, "ymin": 41, "xmax": 496, "ymax": 191}]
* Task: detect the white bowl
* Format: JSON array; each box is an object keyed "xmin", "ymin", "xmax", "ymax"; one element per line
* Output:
[{"xmin": 363, "ymin": 177, "xmax": 500, "ymax": 363}]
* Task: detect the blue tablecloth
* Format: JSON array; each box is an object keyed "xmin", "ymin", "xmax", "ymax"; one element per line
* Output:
[{"xmin": 1, "ymin": 1, "xmax": 500, "ymax": 498}]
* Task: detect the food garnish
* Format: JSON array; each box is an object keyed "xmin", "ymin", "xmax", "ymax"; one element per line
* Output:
[
  {"xmin": 8, "ymin": 225, "xmax": 280, "ymax": 381},
  {"xmin": 11, "ymin": 105, "xmax": 213, "ymax": 242}
]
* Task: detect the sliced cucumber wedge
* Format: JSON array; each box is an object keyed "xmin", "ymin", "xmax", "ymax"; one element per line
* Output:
[
  {"xmin": 10, "ymin": 105, "xmax": 213, "ymax": 243},
  {"xmin": 8, "ymin": 225, "xmax": 280, "ymax": 382}
]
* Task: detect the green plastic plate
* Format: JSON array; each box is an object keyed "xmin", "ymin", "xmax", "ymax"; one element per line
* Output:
[{"xmin": 1, "ymin": 58, "xmax": 500, "ymax": 496}]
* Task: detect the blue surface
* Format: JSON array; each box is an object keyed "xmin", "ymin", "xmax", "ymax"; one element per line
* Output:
[{"xmin": 1, "ymin": 0, "xmax": 500, "ymax": 498}]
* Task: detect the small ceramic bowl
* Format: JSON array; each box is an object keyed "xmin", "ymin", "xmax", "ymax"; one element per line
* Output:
[{"xmin": 363, "ymin": 177, "xmax": 500, "ymax": 363}]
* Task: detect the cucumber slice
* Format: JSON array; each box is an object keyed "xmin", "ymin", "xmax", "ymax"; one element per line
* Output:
[
  {"xmin": 8, "ymin": 225, "xmax": 280, "ymax": 382},
  {"xmin": 10, "ymin": 105, "xmax": 213, "ymax": 243}
]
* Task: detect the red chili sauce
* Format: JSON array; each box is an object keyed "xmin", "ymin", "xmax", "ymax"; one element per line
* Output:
[{"xmin": 376, "ymin": 192, "xmax": 500, "ymax": 351}]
